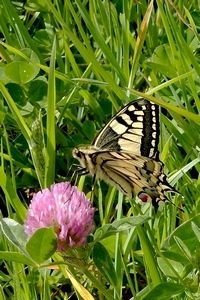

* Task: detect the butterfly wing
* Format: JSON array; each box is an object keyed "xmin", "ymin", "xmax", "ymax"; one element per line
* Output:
[
  {"xmin": 92, "ymin": 150, "xmax": 174, "ymax": 202},
  {"xmin": 93, "ymin": 99, "xmax": 159, "ymax": 159},
  {"xmin": 73, "ymin": 98, "xmax": 177, "ymax": 202}
]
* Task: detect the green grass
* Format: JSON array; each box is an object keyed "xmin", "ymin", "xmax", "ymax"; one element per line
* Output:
[{"xmin": 0, "ymin": 0, "xmax": 200, "ymax": 299}]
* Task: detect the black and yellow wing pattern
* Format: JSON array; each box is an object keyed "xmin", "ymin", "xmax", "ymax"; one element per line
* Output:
[{"xmin": 73, "ymin": 98, "xmax": 176, "ymax": 203}]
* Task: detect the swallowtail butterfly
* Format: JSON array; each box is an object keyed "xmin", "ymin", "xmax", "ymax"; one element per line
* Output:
[{"xmin": 73, "ymin": 98, "xmax": 176, "ymax": 203}]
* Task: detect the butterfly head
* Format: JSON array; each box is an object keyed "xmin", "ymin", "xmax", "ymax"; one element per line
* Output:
[
  {"xmin": 73, "ymin": 146, "xmax": 96, "ymax": 158},
  {"xmin": 72, "ymin": 146, "xmax": 98, "ymax": 171},
  {"xmin": 72, "ymin": 147, "xmax": 86, "ymax": 165},
  {"xmin": 73, "ymin": 148, "xmax": 82, "ymax": 159}
]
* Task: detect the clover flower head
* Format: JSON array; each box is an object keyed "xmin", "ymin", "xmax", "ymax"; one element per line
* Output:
[{"xmin": 24, "ymin": 182, "xmax": 95, "ymax": 250}]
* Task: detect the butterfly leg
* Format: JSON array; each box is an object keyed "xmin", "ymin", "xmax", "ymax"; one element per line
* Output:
[{"xmin": 70, "ymin": 164, "xmax": 89, "ymax": 186}]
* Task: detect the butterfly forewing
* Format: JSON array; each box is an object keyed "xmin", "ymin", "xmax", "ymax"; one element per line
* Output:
[{"xmin": 93, "ymin": 99, "xmax": 159, "ymax": 158}]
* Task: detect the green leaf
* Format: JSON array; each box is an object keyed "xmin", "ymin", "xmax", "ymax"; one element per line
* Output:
[
  {"xmin": 138, "ymin": 282, "xmax": 184, "ymax": 300},
  {"xmin": 0, "ymin": 251, "xmax": 35, "ymax": 266},
  {"xmin": 26, "ymin": 227, "xmax": 57, "ymax": 264},
  {"xmin": 4, "ymin": 48, "xmax": 40, "ymax": 84},
  {"xmin": 82, "ymin": 120, "xmax": 97, "ymax": 141},
  {"xmin": 157, "ymin": 257, "xmax": 185, "ymax": 278},
  {"xmin": 6, "ymin": 83, "xmax": 26, "ymax": 106},
  {"xmin": 93, "ymin": 242, "xmax": 117, "ymax": 288},
  {"xmin": 162, "ymin": 214, "xmax": 200, "ymax": 255},
  {"xmin": 5, "ymin": 61, "xmax": 36, "ymax": 84},
  {"xmin": 173, "ymin": 236, "xmax": 192, "ymax": 260},
  {"xmin": 44, "ymin": 36, "xmax": 56, "ymax": 187},
  {"xmin": 191, "ymin": 221, "xmax": 200, "ymax": 242},
  {"xmin": 148, "ymin": 44, "xmax": 180, "ymax": 78},
  {"xmin": 26, "ymin": 0, "xmax": 50, "ymax": 12},
  {"xmin": 160, "ymin": 250, "xmax": 190, "ymax": 266},
  {"xmin": 94, "ymin": 215, "xmax": 150, "ymax": 241},
  {"xmin": 28, "ymin": 77, "xmax": 48, "ymax": 104},
  {"xmin": 111, "ymin": 215, "xmax": 150, "ymax": 230},
  {"xmin": 0, "ymin": 218, "xmax": 27, "ymax": 251}
]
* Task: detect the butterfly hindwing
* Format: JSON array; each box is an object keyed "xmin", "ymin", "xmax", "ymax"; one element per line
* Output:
[{"xmin": 78, "ymin": 149, "xmax": 173, "ymax": 201}]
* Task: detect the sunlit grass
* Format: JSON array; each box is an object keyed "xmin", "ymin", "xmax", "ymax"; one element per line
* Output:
[{"xmin": 0, "ymin": 0, "xmax": 200, "ymax": 299}]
